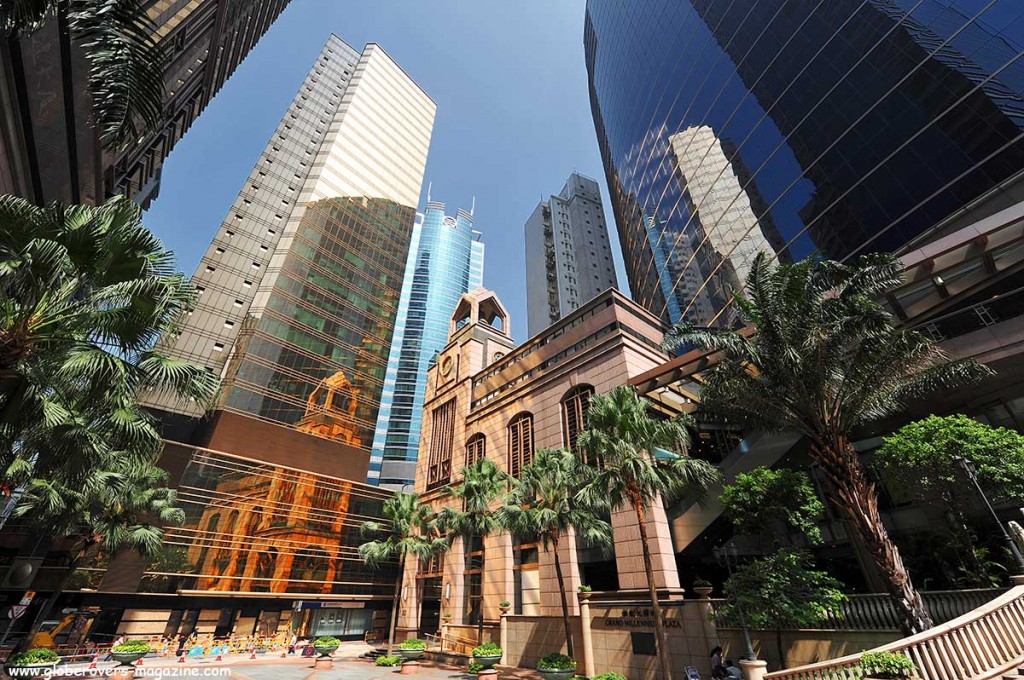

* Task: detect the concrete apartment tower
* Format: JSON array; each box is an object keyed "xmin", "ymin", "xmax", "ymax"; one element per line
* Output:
[
  {"xmin": 143, "ymin": 34, "xmax": 435, "ymax": 481},
  {"xmin": 525, "ymin": 172, "xmax": 617, "ymax": 337},
  {"xmin": 0, "ymin": 0, "xmax": 294, "ymax": 207},
  {"xmin": 368, "ymin": 201, "xmax": 485, "ymax": 489}
]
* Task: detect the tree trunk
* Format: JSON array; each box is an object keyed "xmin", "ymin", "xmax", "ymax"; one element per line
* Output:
[
  {"xmin": 551, "ymin": 533, "xmax": 574, "ymax": 657},
  {"xmin": 811, "ymin": 439, "xmax": 933, "ymax": 634},
  {"xmin": 386, "ymin": 552, "xmax": 406, "ymax": 656},
  {"xmin": 632, "ymin": 494, "xmax": 673, "ymax": 680}
]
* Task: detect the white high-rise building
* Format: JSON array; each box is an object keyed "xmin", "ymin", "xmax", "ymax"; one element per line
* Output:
[{"xmin": 524, "ymin": 172, "xmax": 618, "ymax": 337}]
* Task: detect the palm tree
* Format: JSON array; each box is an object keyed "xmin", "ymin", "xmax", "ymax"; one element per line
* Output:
[
  {"xmin": 495, "ymin": 448, "xmax": 612, "ymax": 658},
  {"xmin": 438, "ymin": 458, "xmax": 508, "ymax": 644},
  {"xmin": 2, "ymin": 0, "xmax": 165, "ymax": 149},
  {"xmin": 577, "ymin": 386, "xmax": 721, "ymax": 680},
  {"xmin": 0, "ymin": 194, "xmax": 219, "ymax": 489},
  {"xmin": 14, "ymin": 454, "xmax": 185, "ymax": 639},
  {"xmin": 359, "ymin": 492, "xmax": 448, "ymax": 656},
  {"xmin": 662, "ymin": 252, "xmax": 991, "ymax": 634}
]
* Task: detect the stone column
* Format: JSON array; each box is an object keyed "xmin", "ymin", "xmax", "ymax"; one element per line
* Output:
[
  {"xmin": 397, "ymin": 555, "xmax": 420, "ymax": 637},
  {"xmin": 693, "ymin": 584, "xmax": 718, "ymax": 654},
  {"xmin": 578, "ymin": 592, "xmax": 595, "ymax": 678},
  {"xmin": 740, "ymin": 659, "xmax": 768, "ymax": 680},
  {"xmin": 499, "ymin": 608, "xmax": 509, "ymax": 665},
  {"xmin": 611, "ymin": 498, "xmax": 681, "ymax": 591}
]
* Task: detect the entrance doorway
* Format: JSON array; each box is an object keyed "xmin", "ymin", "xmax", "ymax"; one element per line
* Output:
[{"xmin": 418, "ymin": 577, "xmax": 441, "ymax": 637}]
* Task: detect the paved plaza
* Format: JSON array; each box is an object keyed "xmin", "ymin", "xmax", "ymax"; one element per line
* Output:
[{"xmin": 41, "ymin": 642, "xmax": 540, "ymax": 680}]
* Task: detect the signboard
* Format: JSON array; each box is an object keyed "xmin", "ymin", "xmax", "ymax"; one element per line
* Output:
[
  {"xmin": 7, "ymin": 591, "xmax": 35, "ymax": 619},
  {"xmin": 684, "ymin": 668, "xmax": 701, "ymax": 680}
]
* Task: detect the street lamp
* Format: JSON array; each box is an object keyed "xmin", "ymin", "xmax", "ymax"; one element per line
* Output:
[
  {"xmin": 713, "ymin": 542, "xmax": 756, "ymax": 661},
  {"xmin": 954, "ymin": 456, "xmax": 1024, "ymax": 574}
]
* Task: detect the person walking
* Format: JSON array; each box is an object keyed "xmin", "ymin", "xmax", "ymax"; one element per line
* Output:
[{"xmin": 710, "ymin": 646, "xmax": 727, "ymax": 679}]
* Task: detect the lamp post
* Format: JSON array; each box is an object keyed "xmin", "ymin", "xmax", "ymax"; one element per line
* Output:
[
  {"xmin": 714, "ymin": 542, "xmax": 756, "ymax": 661},
  {"xmin": 954, "ymin": 456, "xmax": 1024, "ymax": 574}
]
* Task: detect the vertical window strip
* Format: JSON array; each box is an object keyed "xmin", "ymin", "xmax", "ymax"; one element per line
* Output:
[{"xmin": 427, "ymin": 399, "xmax": 456, "ymax": 489}]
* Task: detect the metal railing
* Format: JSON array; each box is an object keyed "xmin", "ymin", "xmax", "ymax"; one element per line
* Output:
[{"xmin": 711, "ymin": 587, "xmax": 1006, "ymax": 631}]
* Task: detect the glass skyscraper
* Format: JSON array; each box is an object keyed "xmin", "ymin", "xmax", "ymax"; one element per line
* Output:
[
  {"xmin": 368, "ymin": 201, "xmax": 484, "ymax": 488},
  {"xmin": 585, "ymin": 0, "xmax": 1024, "ymax": 326}
]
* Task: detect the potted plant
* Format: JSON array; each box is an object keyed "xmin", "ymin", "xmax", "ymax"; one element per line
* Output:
[
  {"xmin": 471, "ymin": 643, "xmax": 503, "ymax": 669},
  {"xmin": 442, "ymin": 611, "xmax": 454, "ymax": 623},
  {"xmin": 692, "ymin": 578, "xmax": 713, "ymax": 598},
  {"xmin": 376, "ymin": 655, "xmax": 403, "ymax": 667},
  {"xmin": 537, "ymin": 652, "xmax": 577, "ymax": 680},
  {"xmin": 860, "ymin": 651, "xmax": 917, "ymax": 679},
  {"xmin": 110, "ymin": 639, "xmax": 152, "ymax": 666},
  {"xmin": 313, "ymin": 636, "xmax": 341, "ymax": 658},
  {"xmin": 4, "ymin": 648, "xmax": 60, "ymax": 677},
  {"xmin": 577, "ymin": 585, "xmax": 592, "ymax": 602},
  {"xmin": 498, "ymin": 600, "xmax": 511, "ymax": 615},
  {"xmin": 398, "ymin": 638, "xmax": 427, "ymax": 660}
]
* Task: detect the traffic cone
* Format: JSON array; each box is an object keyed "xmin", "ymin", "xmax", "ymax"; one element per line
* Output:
[
  {"xmin": 88, "ymin": 654, "xmax": 99, "ymax": 670},
  {"xmin": 216, "ymin": 654, "xmax": 222, "ymax": 662},
  {"xmin": 178, "ymin": 655, "xmax": 186, "ymax": 664},
  {"xmin": 250, "ymin": 651, "xmax": 257, "ymax": 660},
  {"xmin": 280, "ymin": 652, "xmax": 286, "ymax": 658},
  {"xmin": 136, "ymin": 658, "xmax": 144, "ymax": 666}
]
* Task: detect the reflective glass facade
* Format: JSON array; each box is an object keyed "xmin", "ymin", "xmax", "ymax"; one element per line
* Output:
[
  {"xmin": 368, "ymin": 202, "xmax": 484, "ymax": 487},
  {"xmin": 585, "ymin": 0, "xmax": 1024, "ymax": 325}
]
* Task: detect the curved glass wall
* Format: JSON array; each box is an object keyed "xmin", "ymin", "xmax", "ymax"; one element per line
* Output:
[{"xmin": 585, "ymin": 0, "xmax": 1024, "ymax": 325}]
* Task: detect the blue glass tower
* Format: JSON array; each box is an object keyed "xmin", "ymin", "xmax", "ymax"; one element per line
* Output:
[{"xmin": 368, "ymin": 201, "xmax": 484, "ymax": 487}]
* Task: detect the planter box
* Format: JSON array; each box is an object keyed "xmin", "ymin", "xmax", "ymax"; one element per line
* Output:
[{"xmin": 111, "ymin": 651, "xmax": 148, "ymax": 667}]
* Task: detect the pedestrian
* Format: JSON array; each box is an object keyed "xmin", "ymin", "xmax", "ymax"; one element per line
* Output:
[
  {"xmin": 710, "ymin": 646, "xmax": 727, "ymax": 679},
  {"xmin": 289, "ymin": 632, "xmax": 297, "ymax": 655},
  {"xmin": 725, "ymin": 659, "xmax": 744, "ymax": 679}
]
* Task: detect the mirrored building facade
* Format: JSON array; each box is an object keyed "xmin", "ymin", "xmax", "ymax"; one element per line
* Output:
[
  {"xmin": 585, "ymin": 0, "xmax": 1024, "ymax": 326},
  {"xmin": 368, "ymin": 201, "xmax": 484, "ymax": 489}
]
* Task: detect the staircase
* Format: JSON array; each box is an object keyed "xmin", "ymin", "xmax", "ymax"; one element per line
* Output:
[{"xmin": 765, "ymin": 579, "xmax": 1024, "ymax": 680}]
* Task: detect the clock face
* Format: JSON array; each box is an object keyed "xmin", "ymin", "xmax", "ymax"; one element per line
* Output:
[
  {"xmin": 440, "ymin": 355, "xmax": 454, "ymax": 377},
  {"xmin": 493, "ymin": 352, "xmax": 505, "ymax": 361},
  {"xmin": 443, "ymin": 216, "xmax": 457, "ymax": 228}
]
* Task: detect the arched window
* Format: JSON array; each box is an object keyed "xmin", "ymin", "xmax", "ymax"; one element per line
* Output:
[
  {"xmin": 561, "ymin": 385, "xmax": 595, "ymax": 454},
  {"xmin": 465, "ymin": 433, "xmax": 486, "ymax": 467},
  {"xmin": 507, "ymin": 413, "xmax": 534, "ymax": 478}
]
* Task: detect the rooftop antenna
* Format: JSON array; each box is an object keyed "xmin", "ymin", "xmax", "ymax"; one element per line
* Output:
[
  {"xmin": 426, "ymin": 181, "xmax": 432, "ymax": 203},
  {"xmin": 471, "ymin": 195, "xmax": 476, "ymax": 216}
]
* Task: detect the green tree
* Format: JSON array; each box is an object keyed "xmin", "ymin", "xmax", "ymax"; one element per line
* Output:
[
  {"xmin": 14, "ymin": 455, "xmax": 185, "ymax": 638},
  {"xmin": 720, "ymin": 467, "xmax": 825, "ymax": 547},
  {"xmin": 359, "ymin": 492, "xmax": 448, "ymax": 656},
  {"xmin": 438, "ymin": 458, "xmax": 508, "ymax": 644},
  {"xmin": 663, "ymin": 253, "xmax": 989, "ymax": 633},
  {"xmin": 496, "ymin": 448, "xmax": 613, "ymax": 657},
  {"xmin": 0, "ymin": 195, "xmax": 219, "ymax": 489},
  {"xmin": 875, "ymin": 414, "xmax": 1024, "ymax": 586},
  {"xmin": 2, "ymin": 0, "xmax": 165, "ymax": 149},
  {"xmin": 716, "ymin": 549, "xmax": 846, "ymax": 668},
  {"xmin": 577, "ymin": 386, "xmax": 721, "ymax": 680}
]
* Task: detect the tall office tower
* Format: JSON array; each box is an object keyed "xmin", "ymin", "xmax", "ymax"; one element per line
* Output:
[
  {"xmin": 0, "ymin": 0, "xmax": 292, "ymax": 207},
  {"xmin": 524, "ymin": 172, "xmax": 617, "ymax": 337},
  {"xmin": 368, "ymin": 201, "xmax": 484, "ymax": 488},
  {"xmin": 585, "ymin": 0, "xmax": 1024, "ymax": 326},
  {"xmin": 144, "ymin": 35, "xmax": 436, "ymax": 478}
]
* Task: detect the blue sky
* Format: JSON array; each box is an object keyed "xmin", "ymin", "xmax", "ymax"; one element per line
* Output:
[{"xmin": 142, "ymin": 0, "xmax": 627, "ymax": 343}]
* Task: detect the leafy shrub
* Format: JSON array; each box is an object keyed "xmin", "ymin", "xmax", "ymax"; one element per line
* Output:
[
  {"xmin": 6, "ymin": 648, "xmax": 60, "ymax": 665},
  {"xmin": 468, "ymin": 662, "xmax": 484, "ymax": 673},
  {"xmin": 592, "ymin": 673, "xmax": 627, "ymax": 680},
  {"xmin": 472, "ymin": 643, "xmax": 503, "ymax": 657},
  {"xmin": 376, "ymin": 656, "xmax": 402, "ymax": 667},
  {"xmin": 860, "ymin": 651, "xmax": 916, "ymax": 678},
  {"xmin": 111, "ymin": 640, "xmax": 151, "ymax": 654},
  {"xmin": 398, "ymin": 638, "xmax": 427, "ymax": 650},
  {"xmin": 314, "ymin": 636, "xmax": 341, "ymax": 647},
  {"xmin": 537, "ymin": 653, "xmax": 576, "ymax": 671},
  {"xmin": 578, "ymin": 585, "xmax": 592, "ymax": 592},
  {"xmin": 499, "ymin": 600, "xmax": 511, "ymax": 607}
]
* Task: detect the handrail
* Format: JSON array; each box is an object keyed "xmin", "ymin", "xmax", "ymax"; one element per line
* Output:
[{"xmin": 765, "ymin": 584, "xmax": 1024, "ymax": 680}]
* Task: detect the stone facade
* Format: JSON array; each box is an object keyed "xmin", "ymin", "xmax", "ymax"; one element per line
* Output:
[{"xmin": 402, "ymin": 287, "xmax": 681, "ymax": 639}]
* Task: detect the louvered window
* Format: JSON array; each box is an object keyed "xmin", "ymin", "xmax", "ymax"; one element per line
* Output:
[
  {"xmin": 508, "ymin": 413, "xmax": 534, "ymax": 478},
  {"xmin": 561, "ymin": 385, "xmax": 595, "ymax": 455},
  {"xmin": 427, "ymin": 399, "xmax": 456, "ymax": 490},
  {"xmin": 465, "ymin": 433, "xmax": 486, "ymax": 467}
]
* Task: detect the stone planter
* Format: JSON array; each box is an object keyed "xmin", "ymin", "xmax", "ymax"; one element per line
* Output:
[
  {"xmin": 111, "ymin": 651, "xmax": 148, "ymax": 667},
  {"xmin": 538, "ymin": 669, "xmax": 576, "ymax": 680},
  {"xmin": 313, "ymin": 644, "xmax": 339, "ymax": 658},
  {"xmin": 473, "ymin": 653, "xmax": 502, "ymax": 670},
  {"xmin": 3, "ymin": 663, "xmax": 58, "ymax": 678},
  {"xmin": 498, "ymin": 606, "xmax": 510, "ymax": 616},
  {"xmin": 692, "ymin": 585, "xmax": 714, "ymax": 599},
  {"xmin": 398, "ymin": 648, "xmax": 425, "ymax": 660},
  {"xmin": 577, "ymin": 592, "xmax": 592, "ymax": 603}
]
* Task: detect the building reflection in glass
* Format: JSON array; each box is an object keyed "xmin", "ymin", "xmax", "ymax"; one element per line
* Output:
[{"xmin": 146, "ymin": 448, "xmax": 396, "ymax": 596}]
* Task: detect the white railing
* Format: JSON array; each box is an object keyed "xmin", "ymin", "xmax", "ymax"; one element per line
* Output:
[{"xmin": 765, "ymin": 582, "xmax": 1024, "ymax": 680}]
